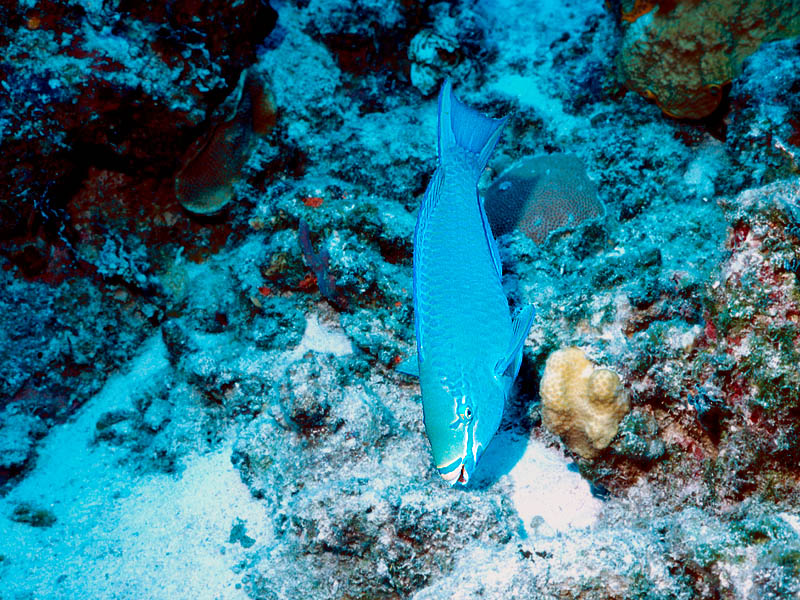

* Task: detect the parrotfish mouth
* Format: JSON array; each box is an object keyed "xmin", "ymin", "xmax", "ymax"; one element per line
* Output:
[{"xmin": 438, "ymin": 461, "xmax": 469, "ymax": 485}]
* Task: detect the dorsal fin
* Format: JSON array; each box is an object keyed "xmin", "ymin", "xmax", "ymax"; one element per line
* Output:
[{"xmin": 479, "ymin": 195, "xmax": 502, "ymax": 281}]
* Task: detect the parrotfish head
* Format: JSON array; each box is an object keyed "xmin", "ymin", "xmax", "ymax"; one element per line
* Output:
[{"xmin": 422, "ymin": 375, "xmax": 505, "ymax": 486}]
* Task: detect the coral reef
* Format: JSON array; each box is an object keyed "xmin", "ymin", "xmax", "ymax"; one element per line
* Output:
[
  {"xmin": 540, "ymin": 347, "xmax": 629, "ymax": 458},
  {"xmin": 615, "ymin": 0, "xmax": 800, "ymax": 119},
  {"xmin": 483, "ymin": 153, "xmax": 604, "ymax": 242},
  {"xmin": 0, "ymin": 0, "xmax": 277, "ymax": 250},
  {"xmin": 2, "ymin": 0, "xmax": 800, "ymax": 598}
]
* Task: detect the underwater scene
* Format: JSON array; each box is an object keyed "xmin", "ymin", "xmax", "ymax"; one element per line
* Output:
[{"xmin": 2, "ymin": 0, "xmax": 800, "ymax": 598}]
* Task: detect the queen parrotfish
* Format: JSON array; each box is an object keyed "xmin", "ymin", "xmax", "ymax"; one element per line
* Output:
[{"xmin": 412, "ymin": 80, "xmax": 535, "ymax": 486}]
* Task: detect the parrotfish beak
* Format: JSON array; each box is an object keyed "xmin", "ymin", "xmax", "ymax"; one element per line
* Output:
[
  {"xmin": 437, "ymin": 458, "xmax": 471, "ymax": 486},
  {"xmin": 439, "ymin": 464, "xmax": 469, "ymax": 485}
]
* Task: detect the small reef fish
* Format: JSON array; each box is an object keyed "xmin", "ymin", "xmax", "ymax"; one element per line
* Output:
[{"xmin": 412, "ymin": 80, "xmax": 535, "ymax": 486}]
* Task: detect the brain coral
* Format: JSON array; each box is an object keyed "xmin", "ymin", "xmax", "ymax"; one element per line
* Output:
[
  {"xmin": 616, "ymin": 0, "xmax": 800, "ymax": 119},
  {"xmin": 539, "ymin": 347, "xmax": 629, "ymax": 459},
  {"xmin": 483, "ymin": 154, "xmax": 604, "ymax": 243}
]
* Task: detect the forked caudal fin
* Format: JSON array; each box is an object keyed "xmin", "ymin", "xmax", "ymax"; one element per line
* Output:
[{"xmin": 437, "ymin": 79, "xmax": 508, "ymax": 177}]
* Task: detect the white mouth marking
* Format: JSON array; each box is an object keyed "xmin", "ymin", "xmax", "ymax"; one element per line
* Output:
[{"xmin": 440, "ymin": 465, "xmax": 468, "ymax": 485}]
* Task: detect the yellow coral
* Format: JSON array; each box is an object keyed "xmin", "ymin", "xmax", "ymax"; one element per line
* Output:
[{"xmin": 539, "ymin": 347, "xmax": 629, "ymax": 459}]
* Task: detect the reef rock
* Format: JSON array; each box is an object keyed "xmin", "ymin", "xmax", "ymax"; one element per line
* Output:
[{"xmin": 615, "ymin": 0, "xmax": 800, "ymax": 119}]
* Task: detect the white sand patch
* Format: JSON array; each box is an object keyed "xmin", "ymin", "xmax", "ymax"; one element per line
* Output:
[
  {"xmin": 509, "ymin": 438, "xmax": 601, "ymax": 534},
  {"xmin": 291, "ymin": 313, "xmax": 353, "ymax": 358},
  {"xmin": 477, "ymin": 430, "xmax": 601, "ymax": 535},
  {"xmin": 0, "ymin": 335, "xmax": 270, "ymax": 600}
]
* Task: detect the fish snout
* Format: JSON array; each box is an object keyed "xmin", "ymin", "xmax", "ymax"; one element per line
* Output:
[{"xmin": 438, "ymin": 463, "xmax": 469, "ymax": 485}]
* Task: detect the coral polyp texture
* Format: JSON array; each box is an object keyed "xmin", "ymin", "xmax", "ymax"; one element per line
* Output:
[
  {"xmin": 540, "ymin": 347, "xmax": 629, "ymax": 458},
  {"xmin": 615, "ymin": 0, "xmax": 800, "ymax": 119},
  {"xmin": 483, "ymin": 154, "xmax": 604, "ymax": 242}
]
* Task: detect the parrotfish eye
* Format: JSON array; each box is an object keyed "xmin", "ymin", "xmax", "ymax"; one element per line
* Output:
[
  {"xmin": 464, "ymin": 407, "xmax": 473, "ymax": 420},
  {"xmin": 643, "ymin": 89, "xmax": 657, "ymax": 103},
  {"xmin": 707, "ymin": 84, "xmax": 721, "ymax": 97}
]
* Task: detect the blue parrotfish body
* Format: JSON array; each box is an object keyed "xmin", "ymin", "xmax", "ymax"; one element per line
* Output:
[{"xmin": 413, "ymin": 80, "xmax": 535, "ymax": 486}]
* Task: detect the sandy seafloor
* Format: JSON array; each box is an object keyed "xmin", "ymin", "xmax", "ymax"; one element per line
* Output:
[{"xmin": 2, "ymin": 0, "xmax": 800, "ymax": 598}]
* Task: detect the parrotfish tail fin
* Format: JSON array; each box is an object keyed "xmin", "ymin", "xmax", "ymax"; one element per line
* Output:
[
  {"xmin": 437, "ymin": 78, "xmax": 508, "ymax": 178},
  {"xmin": 496, "ymin": 305, "xmax": 536, "ymax": 380}
]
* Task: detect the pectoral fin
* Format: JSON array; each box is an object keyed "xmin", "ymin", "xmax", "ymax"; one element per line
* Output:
[
  {"xmin": 396, "ymin": 354, "xmax": 420, "ymax": 377},
  {"xmin": 495, "ymin": 305, "xmax": 535, "ymax": 379}
]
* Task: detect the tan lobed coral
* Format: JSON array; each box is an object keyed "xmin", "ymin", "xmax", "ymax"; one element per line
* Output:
[
  {"xmin": 540, "ymin": 347, "xmax": 629, "ymax": 458},
  {"xmin": 615, "ymin": 0, "xmax": 800, "ymax": 119}
]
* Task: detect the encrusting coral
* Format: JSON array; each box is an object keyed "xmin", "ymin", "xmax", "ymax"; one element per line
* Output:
[
  {"xmin": 175, "ymin": 70, "xmax": 276, "ymax": 214},
  {"xmin": 615, "ymin": 0, "xmax": 800, "ymax": 119},
  {"xmin": 483, "ymin": 154, "xmax": 604, "ymax": 243},
  {"xmin": 540, "ymin": 347, "xmax": 629, "ymax": 458}
]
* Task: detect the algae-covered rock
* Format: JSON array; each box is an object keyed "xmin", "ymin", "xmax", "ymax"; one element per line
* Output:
[
  {"xmin": 615, "ymin": 0, "xmax": 800, "ymax": 119},
  {"xmin": 612, "ymin": 409, "xmax": 665, "ymax": 463},
  {"xmin": 234, "ymin": 407, "xmax": 520, "ymax": 599},
  {"xmin": 0, "ymin": 412, "xmax": 45, "ymax": 485}
]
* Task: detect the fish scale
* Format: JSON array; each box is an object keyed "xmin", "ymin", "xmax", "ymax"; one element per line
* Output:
[
  {"xmin": 412, "ymin": 80, "xmax": 535, "ymax": 485},
  {"xmin": 416, "ymin": 178, "xmax": 507, "ymax": 357}
]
